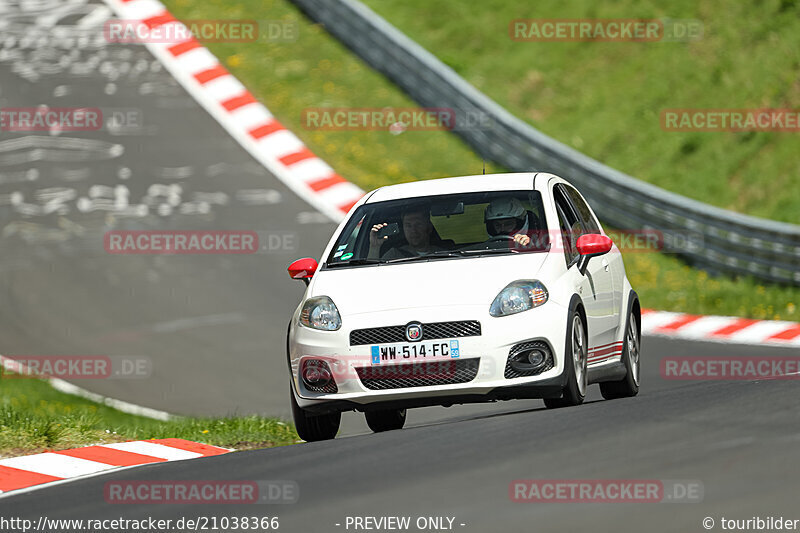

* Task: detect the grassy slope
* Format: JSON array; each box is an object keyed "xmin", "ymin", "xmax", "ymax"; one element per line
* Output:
[
  {"xmin": 0, "ymin": 376, "xmax": 297, "ymax": 456},
  {"xmin": 160, "ymin": 0, "xmax": 799, "ymax": 321},
  {"xmin": 364, "ymin": 0, "xmax": 800, "ymax": 223}
]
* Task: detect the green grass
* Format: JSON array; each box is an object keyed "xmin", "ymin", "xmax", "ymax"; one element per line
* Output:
[
  {"xmin": 363, "ymin": 0, "xmax": 800, "ymax": 224},
  {"xmin": 159, "ymin": 0, "xmax": 800, "ymax": 321},
  {"xmin": 623, "ymin": 251, "xmax": 798, "ymax": 320},
  {"xmin": 0, "ymin": 375, "xmax": 298, "ymax": 456}
]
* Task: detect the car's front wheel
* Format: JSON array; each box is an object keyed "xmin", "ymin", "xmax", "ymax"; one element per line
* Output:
[
  {"xmin": 290, "ymin": 388, "xmax": 340, "ymax": 442},
  {"xmin": 544, "ymin": 310, "xmax": 587, "ymax": 409},
  {"xmin": 365, "ymin": 408, "xmax": 406, "ymax": 433}
]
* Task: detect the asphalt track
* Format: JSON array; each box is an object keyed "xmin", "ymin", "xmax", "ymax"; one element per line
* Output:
[
  {"xmin": 4, "ymin": 336, "xmax": 800, "ymax": 532},
  {"xmin": 0, "ymin": 0, "xmax": 335, "ymax": 421},
  {"xmin": 1, "ymin": 2, "xmax": 799, "ymax": 531}
]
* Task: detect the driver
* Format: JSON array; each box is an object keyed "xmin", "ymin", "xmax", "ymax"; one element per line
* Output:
[
  {"xmin": 484, "ymin": 197, "xmax": 534, "ymax": 248},
  {"xmin": 368, "ymin": 207, "xmax": 445, "ymax": 259}
]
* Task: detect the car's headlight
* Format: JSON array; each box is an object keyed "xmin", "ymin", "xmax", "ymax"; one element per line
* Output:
[
  {"xmin": 299, "ymin": 296, "xmax": 342, "ymax": 331},
  {"xmin": 489, "ymin": 280, "xmax": 548, "ymax": 317}
]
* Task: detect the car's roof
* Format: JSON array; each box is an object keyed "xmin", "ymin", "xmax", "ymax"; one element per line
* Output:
[{"xmin": 365, "ymin": 173, "xmax": 543, "ymax": 203}]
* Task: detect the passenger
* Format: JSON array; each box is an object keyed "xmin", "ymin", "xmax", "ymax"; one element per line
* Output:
[{"xmin": 368, "ymin": 207, "xmax": 445, "ymax": 259}]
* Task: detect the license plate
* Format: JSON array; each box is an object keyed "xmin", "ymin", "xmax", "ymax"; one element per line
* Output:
[{"xmin": 371, "ymin": 340, "xmax": 460, "ymax": 365}]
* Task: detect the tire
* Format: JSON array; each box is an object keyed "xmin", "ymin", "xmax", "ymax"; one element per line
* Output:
[
  {"xmin": 544, "ymin": 310, "xmax": 588, "ymax": 409},
  {"xmin": 600, "ymin": 309, "xmax": 640, "ymax": 400},
  {"xmin": 290, "ymin": 388, "xmax": 340, "ymax": 442},
  {"xmin": 365, "ymin": 408, "xmax": 407, "ymax": 433}
]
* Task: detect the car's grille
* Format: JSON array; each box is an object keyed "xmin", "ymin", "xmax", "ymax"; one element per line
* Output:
[
  {"xmin": 355, "ymin": 358, "xmax": 480, "ymax": 390},
  {"xmin": 504, "ymin": 341, "xmax": 554, "ymax": 379},
  {"xmin": 306, "ymin": 380, "xmax": 338, "ymax": 394},
  {"xmin": 349, "ymin": 320, "xmax": 481, "ymax": 346}
]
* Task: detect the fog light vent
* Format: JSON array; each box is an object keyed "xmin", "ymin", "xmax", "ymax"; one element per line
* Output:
[
  {"xmin": 301, "ymin": 359, "xmax": 337, "ymax": 393},
  {"xmin": 504, "ymin": 341, "xmax": 554, "ymax": 378}
]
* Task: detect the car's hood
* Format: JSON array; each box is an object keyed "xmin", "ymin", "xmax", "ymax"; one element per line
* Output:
[{"xmin": 310, "ymin": 253, "xmax": 551, "ymax": 315}]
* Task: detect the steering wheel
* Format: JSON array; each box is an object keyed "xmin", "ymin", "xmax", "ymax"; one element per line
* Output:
[{"xmin": 488, "ymin": 234, "xmax": 516, "ymax": 242}]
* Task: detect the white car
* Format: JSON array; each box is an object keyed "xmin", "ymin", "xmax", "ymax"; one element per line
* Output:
[{"xmin": 286, "ymin": 173, "xmax": 640, "ymax": 441}]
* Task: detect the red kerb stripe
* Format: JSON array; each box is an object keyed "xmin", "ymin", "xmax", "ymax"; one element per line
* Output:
[
  {"xmin": 147, "ymin": 438, "xmax": 230, "ymax": 456},
  {"xmin": 168, "ymin": 39, "xmax": 200, "ymax": 56},
  {"xmin": 767, "ymin": 324, "xmax": 800, "ymax": 341},
  {"xmin": 194, "ymin": 65, "xmax": 228, "ymax": 85},
  {"xmin": 0, "ymin": 465, "xmax": 62, "ymax": 492},
  {"xmin": 142, "ymin": 12, "xmax": 175, "ymax": 30},
  {"xmin": 279, "ymin": 148, "xmax": 316, "ymax": 166},
  {"xmin": 249, "ymin": 120, "xmax": 284, "ymax": 139},
  {"xmin": 338, "ymin": 198, "xmax": 361, "ymax": 213},
  {"xmin": 221, "ymin": 93, "xmax": 257, "ymax": 112},
  {"xmin": 308, "ymin": 174, "xmax": 346, "ymax": 192},
  {"xmin": 657, "ymin": 314, "xmax": 702, "ymax": 331},
  {"xmin": 711, "ymin": 318, "xmax": 759, "ymax": 337}
]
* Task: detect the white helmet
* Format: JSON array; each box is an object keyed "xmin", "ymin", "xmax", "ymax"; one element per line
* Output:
[{"xmin": 485, "ymin": 197, "xmax": 527, "ymax": 236}]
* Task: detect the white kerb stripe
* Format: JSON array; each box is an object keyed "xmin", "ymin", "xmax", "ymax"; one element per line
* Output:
[
  {"xmin": 203, "ymin": 75, "xmax": 247, "ymax": 102},
  {"xmin": 640, "ymin": 311, "xmax": 685, "ymax": 333},
  {"xmin": 227, "ymin": 104, "xmax": 274, "ymax": 131},
  {"xmin": 174, "ymin": 47, "xmax": 220, "ymax": 76},
  {"xmin": 289, "ymin": 158, "xmax": 335, "ymax": 183},
  {"xmin": 100, "ymin": 442, "xmax": 202, "ymax": 460},
  {"xmin": 316, "ymin": 182, "xmax": 365, "ymax": 206},
  {"xmin": 670, "ymin": 316, "xmax": 737, "ymax": 338},
  {"xmin": 118, "ymin": 0, "xmax": 165, "ymax": 21},
  {"xmin": 0, "ymin": 453, "xmax": 115, "ymax": 478},
  {"xmin": 255, "ymin": 130, "xmax": 305, "ymax": 159}
]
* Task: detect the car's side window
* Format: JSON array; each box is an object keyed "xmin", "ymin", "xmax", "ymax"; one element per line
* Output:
[
  {"xmin": 553, "ymin": 186, "xmax": 581, "ymax": 266},
  {"xmin": 563, "ymin": 185, "xmax": 601, "ymax": 234}
]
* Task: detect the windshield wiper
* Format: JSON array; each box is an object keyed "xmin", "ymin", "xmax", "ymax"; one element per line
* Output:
[
  {"xmin": 326, "ymin": 258, "xmax": 383, "ymax": 268},
  {"xmin": 385, "ymin": 251, "xmax": 465, "ymax": 264},
  {"xmin": 459, "ymin": 248, "xmax": 521, "ymax": 255},
  {"xmin": 386, "ymin": 249, "xmax": 527, "ymax": 263}
]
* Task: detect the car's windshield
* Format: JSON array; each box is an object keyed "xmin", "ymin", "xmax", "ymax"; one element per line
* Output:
[{"xmin": 325, "ymin": 190, "xmax": 549, "ymax": 267}]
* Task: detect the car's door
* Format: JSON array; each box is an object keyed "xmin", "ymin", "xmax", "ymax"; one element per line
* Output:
[
  {"xmin": 561, "ymin": 184, "xmax": 622, "ymax": 323},
  {"xmin": 553, "ymin": 184, "xmax": 617, "ymax": 345},
  {"xmin": 552, "ymin": 186, "xmax": 601, "ymax": 344}
]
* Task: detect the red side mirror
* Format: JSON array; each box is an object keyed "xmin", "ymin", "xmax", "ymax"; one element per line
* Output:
[
  {"xmin": 576, "ymin": 234, "xmax": 613, "ymax": 257},
  {"xmin": 288, "ymin": 258, "xmax": 318, "ymax": 282}
]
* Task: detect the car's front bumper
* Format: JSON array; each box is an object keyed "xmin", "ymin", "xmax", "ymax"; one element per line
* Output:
[{"xmin": 288, "ymin": 302, "xmax": 570, "ymax": 412}]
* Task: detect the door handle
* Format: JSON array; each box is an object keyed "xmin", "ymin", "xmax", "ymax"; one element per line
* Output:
[{"xmin": 601, "ymin": 258, "xmax": 609, "ymax": 272}]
